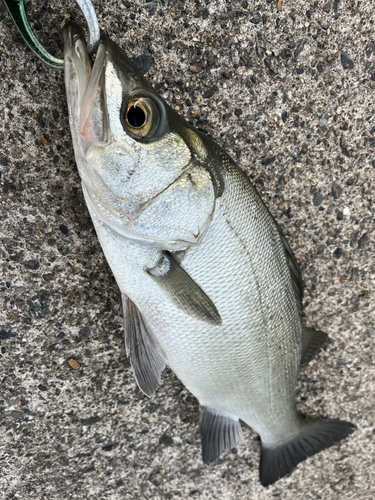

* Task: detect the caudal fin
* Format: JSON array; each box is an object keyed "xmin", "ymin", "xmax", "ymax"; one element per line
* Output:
[{"xmin": 260, "ymin": 417, "xmax": 356, "ymax": 487}]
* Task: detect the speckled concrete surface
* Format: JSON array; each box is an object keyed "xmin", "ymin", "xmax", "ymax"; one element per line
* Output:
[{"xmin": 0, "ymin": 0, "xmax": 374, "ymax": 499}]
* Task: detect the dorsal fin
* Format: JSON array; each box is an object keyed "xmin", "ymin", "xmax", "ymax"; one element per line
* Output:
[
  {"xmin": 273, "ymin": 219, "xmax": 304, "ymax": 314},
  {"xmin": 122, "ymin": 294, "xmax": 165, "ymax": 397}
]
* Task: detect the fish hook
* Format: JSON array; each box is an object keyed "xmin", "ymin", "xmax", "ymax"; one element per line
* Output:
[{"xmin": 4, "ymin": 0, "xmax": 100, "ymax": 69}]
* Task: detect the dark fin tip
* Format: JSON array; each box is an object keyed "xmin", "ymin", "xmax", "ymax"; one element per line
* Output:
[{"xmin": 260, "ymin": 418, "xmax": 356, "ymax": 487}]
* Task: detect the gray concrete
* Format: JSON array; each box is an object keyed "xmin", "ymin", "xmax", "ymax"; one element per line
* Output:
[{"xmin": 0, "ymin": 0, "xmax": 374, "ymax": 498}]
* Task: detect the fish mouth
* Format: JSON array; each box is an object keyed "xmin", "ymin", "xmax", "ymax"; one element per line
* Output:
[{"xmin": 63, "ymin": 21, "xmax": 109, "ymax": 144}]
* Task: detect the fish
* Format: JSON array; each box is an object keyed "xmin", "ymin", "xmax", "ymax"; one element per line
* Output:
[{"xmin": 63, "ymin": 21, "xmax": 355, "ymax": 486}]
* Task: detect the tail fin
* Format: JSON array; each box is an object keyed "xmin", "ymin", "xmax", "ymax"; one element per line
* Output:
[{"xmin": 260, "ymin": 418, "xmax": 356, "ymax": 487}]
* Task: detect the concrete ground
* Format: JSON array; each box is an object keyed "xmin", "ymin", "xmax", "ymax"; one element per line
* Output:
[{"xmin": 0, "ymin": 0, "xmax": 374, "ymax": 498}]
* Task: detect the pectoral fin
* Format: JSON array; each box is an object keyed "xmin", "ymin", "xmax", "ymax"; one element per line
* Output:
[
  {"xmin": 147, "ymin": 252, "xmax": 222, "ymax": 326},
  {"xmin": 122, "ymin": 294, "xmax": 165, "ymax": 397}
]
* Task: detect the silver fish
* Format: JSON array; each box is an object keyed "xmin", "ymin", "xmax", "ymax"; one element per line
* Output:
[{"xmin": 63, "ymin": 22, "xmax": 355, "ymax": 486}]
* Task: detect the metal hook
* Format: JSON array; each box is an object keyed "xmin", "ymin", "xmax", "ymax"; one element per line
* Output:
[{"xmin": 4, "ymin": 0, "xmax": 100, "ymax": 69}]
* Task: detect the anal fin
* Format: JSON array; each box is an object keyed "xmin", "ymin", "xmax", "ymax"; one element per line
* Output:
[
  {"xmin": 122, "ymin": 294, "xmax": 165, "ymax": 397},
  {"xmin": 200, "ymin": 407, "xmax": 244, "ymax": 464},
  {"xmin": 301, "ymin": 327, "xmax": 329, "ymax": 368}
]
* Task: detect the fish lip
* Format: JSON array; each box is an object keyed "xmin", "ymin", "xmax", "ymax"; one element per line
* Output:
[
  {"xmin": 63, "ymin": 21, "xmax": 92, "ymax": 86},
  {"xmin": 64, "ymin": 21, "xmax": 110, "ymax": 143},
  {"xmin": 63, "ymin": 21, "xmax": 87, "ymax": 57},
  {"xmin": 63, "ymin": 21, "xmax": 92, "ymax": 125},
  {"xmin": 79, "ymin": 41, "xmax": 108, "ymax": 142}
]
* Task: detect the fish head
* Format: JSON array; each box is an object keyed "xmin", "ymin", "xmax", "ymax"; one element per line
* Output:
[{"xmin": 63, "ymin": 22, "xmax": 220, "ymax": 250}]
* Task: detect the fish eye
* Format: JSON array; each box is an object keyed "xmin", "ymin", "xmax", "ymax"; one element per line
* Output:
[{"xmin": 124, "ymin": 97, "xmax": 158, "ymax": 138}]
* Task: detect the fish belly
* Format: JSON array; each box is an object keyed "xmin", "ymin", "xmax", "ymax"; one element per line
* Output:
[{"xmin": 86, "ymin": 167, "xmax": 303, "ymax": 445}]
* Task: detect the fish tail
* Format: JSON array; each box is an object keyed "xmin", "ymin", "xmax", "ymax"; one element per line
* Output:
[{"xmin": 259, "ymin": 417, "xmax": 356, "ymax": 487}]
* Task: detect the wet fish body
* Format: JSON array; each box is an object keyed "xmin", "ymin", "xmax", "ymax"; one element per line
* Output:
[{"xmin": 63, "ymin": 22, "xmax": 355, "ymax": 486}]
